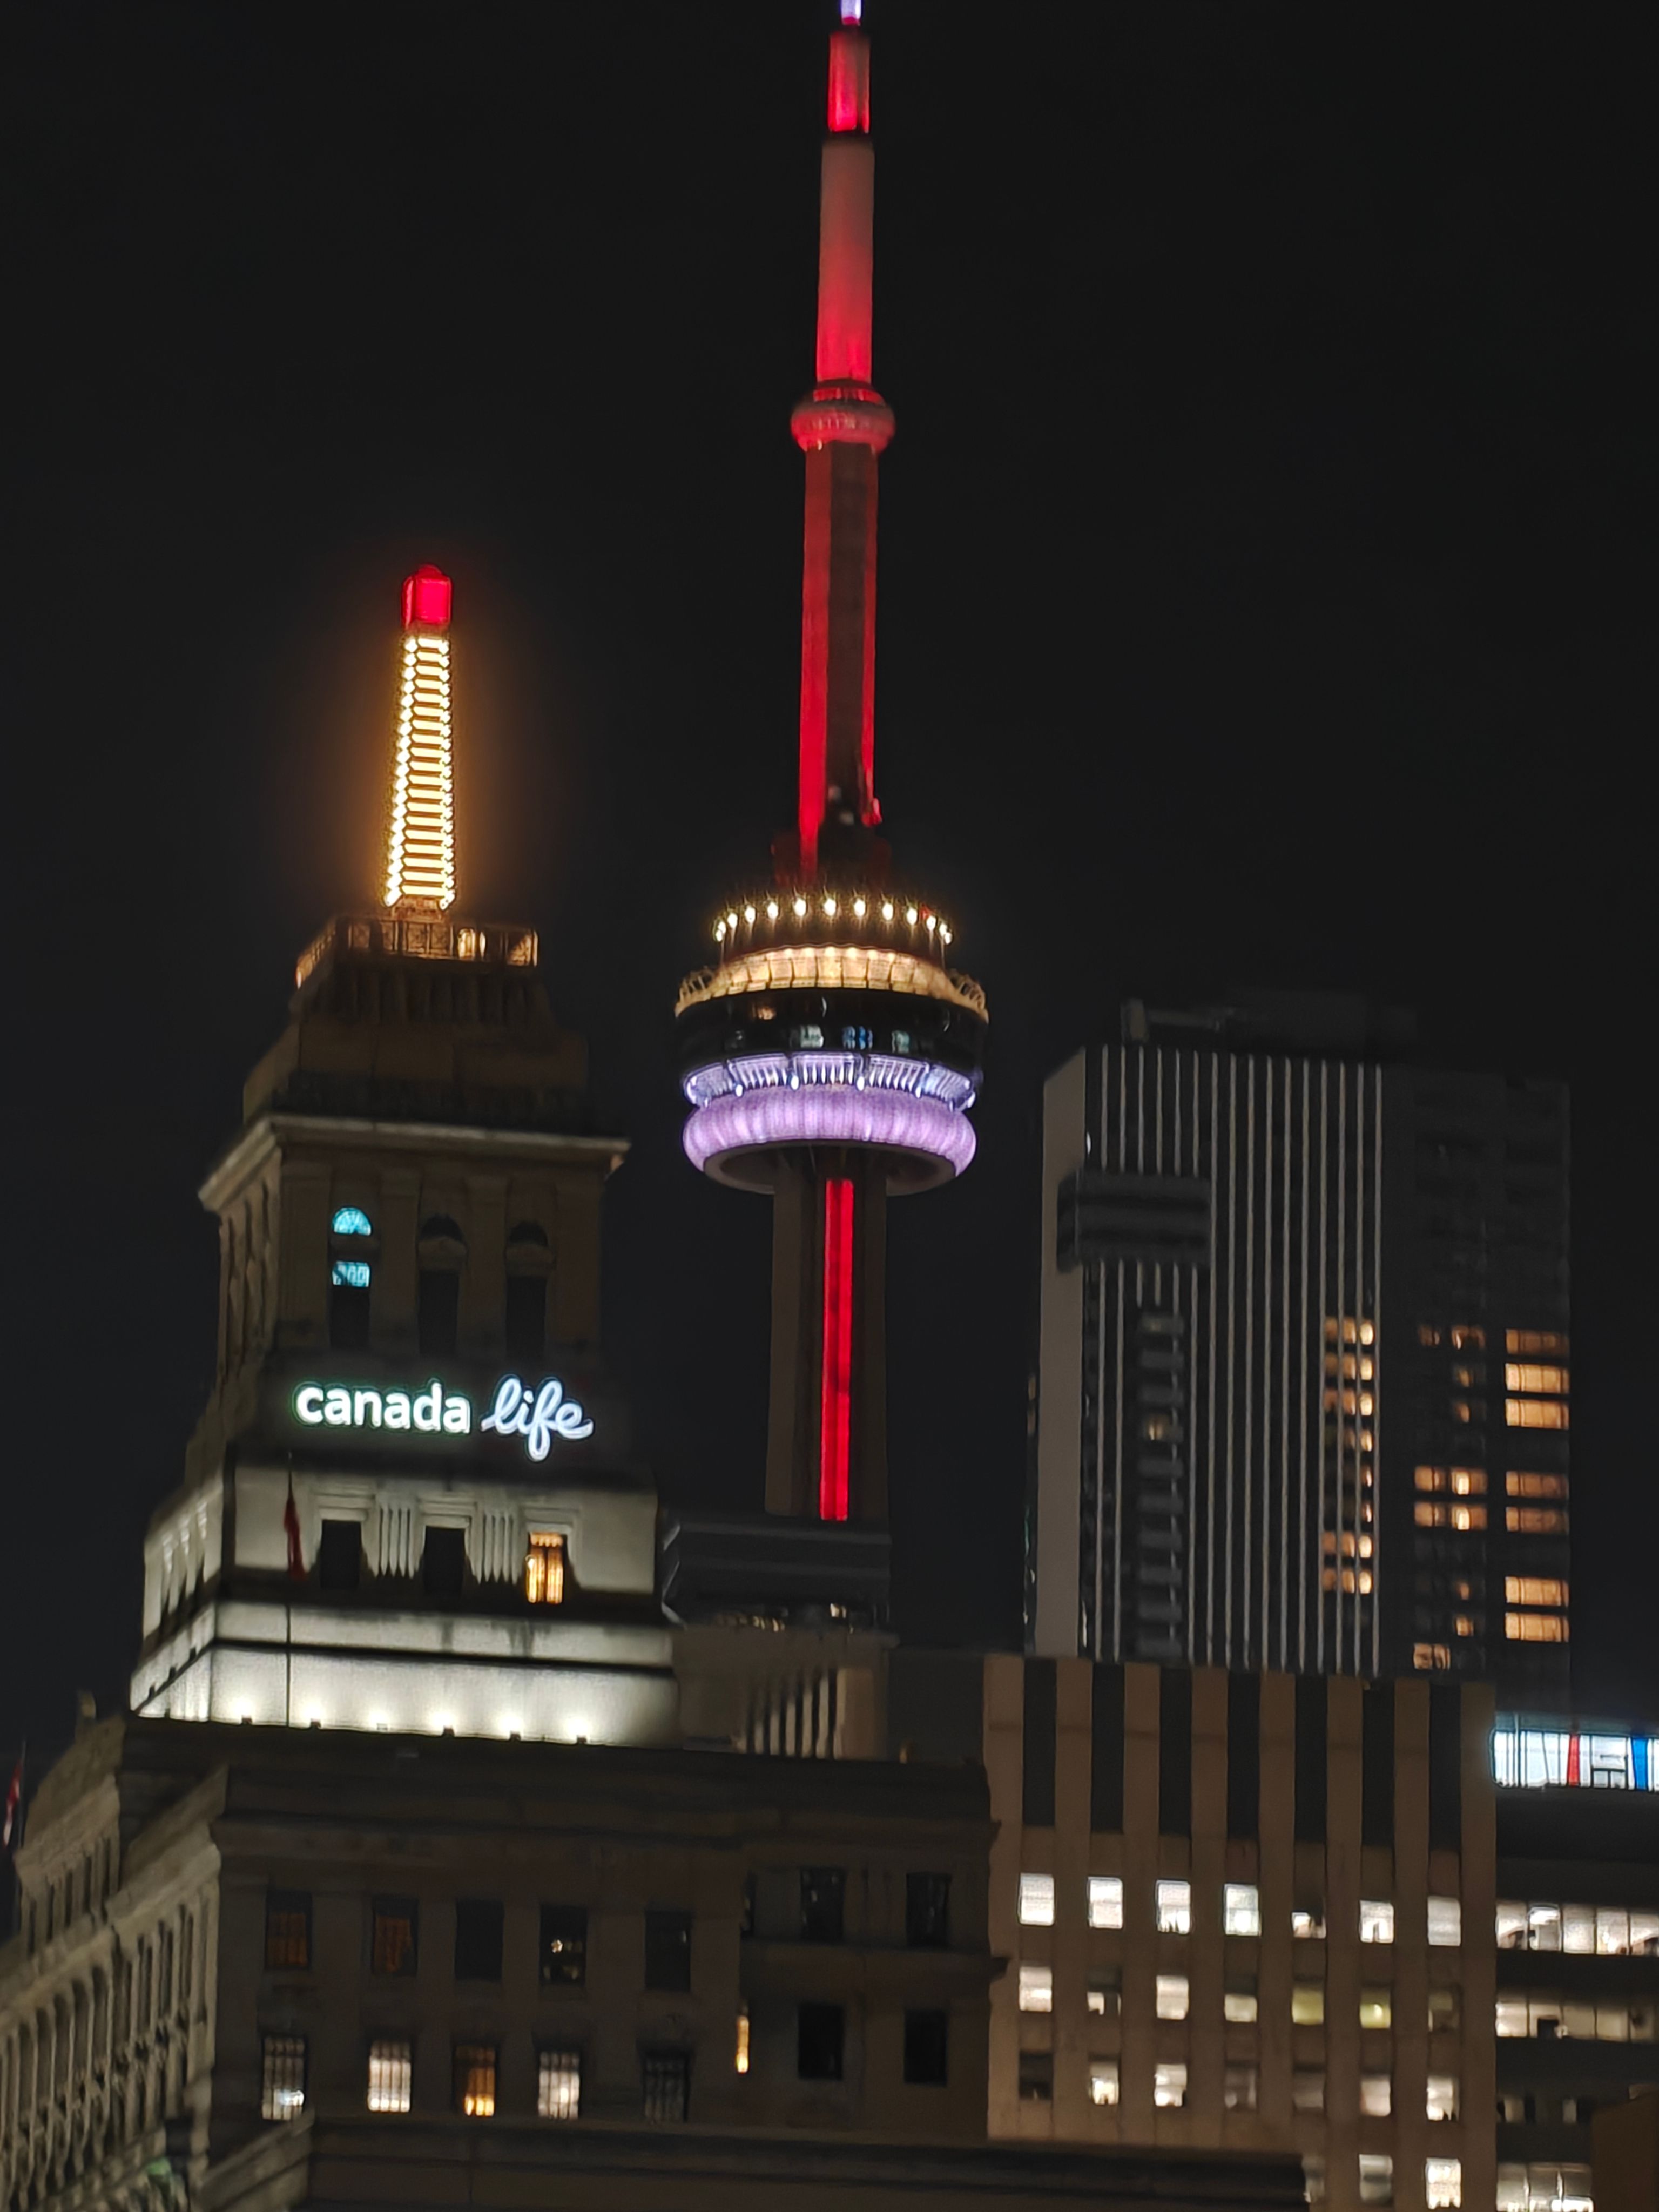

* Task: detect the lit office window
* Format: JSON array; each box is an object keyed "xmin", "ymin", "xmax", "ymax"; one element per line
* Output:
[
  {"xmin": 1505, "ymin": 1576, "xmax": 1568, "ymax": 1606},
  {"xmin": 1414, "ymin": 1502, "xmax": 1487, "ymax": 1530},
  {"xmin": 1087, "ymin": 1874, "xmax": 1123, "ymax": 1930},
  {"xmin": 264, "ymin": 1890, "xmax": 311, "ymax": 1971},
  {"xmin": 1224, "ymin": 2065, "xmax": 1258, "ymax": 2112},
  {"xmin": 1505, "ymin": 1508, "xmax": 1571, "ymax": 1539},
  {"xmin": 1425, "ymin": 2160, "xmax": 1462, "ymax": 2210},
  {"xmin": 1360, "ymin": 1900, "xmax": 1395, "ymax": 1944},
  {"xmin": 1505, "ymin": 1364, "xmax": 1568, "ymax": 1395},
  {"xmin": 1494, "ymin": 1997, "xmax": 1528, "ymax": 2038},
  {"xmin": 537, "ymin": 2046, "xmax": 582, "ymax": 2119},
  {"xmin": 454, "ymin": 2044, "xmax": 496, "ymax": 2117},
  {"xmin": 734, "ymin": 2005, "xmax": 750, "ymax": 2076},
  {"xmin": 1017, "ymin": 1873, "xmax": 1055, "ymax": 1927},
  {"xmin": 1359, "ymin": 1987, "xmax": 1393, "ymax": 2030},
  {"xmin": 1496, "ymin": 2164, "xmax": 1593, "ymax": 2211},
  {"xmin": 1427, "ymin": 1897, "xmax": 1461, "ymax": 1948},
  {"xmin": 1418, "ymin": 1466, "xmax": 1486, "ymax": 1495},
  {"xmin": 1506, "ymin": 1612, "xmax": 1568, "ymax": 1642},
  {"xmin": 1156, "ymin": 1879, "xmax": 1191, "ymax": 1934},
  {"xmin": 1292, "ymin": 1981, "xmax": 1326, "ymax": 2025},
  {"xmin": 1088, "ymin": 2059, "xmax": 1119, "ymax": 2106},
  {"xmin": 367, "ymin": 2040, "xmax": 412, "ymax": 2114},
  {"xmin": 1449, "ymin": 1325, "xmax": 1483, "ymax": 1351},
  {"xmin": 1291, "ymin": 1907, "xmax": 1326, "ymax": 1940},
  {"xmin": 1413, "ymin": 1644, "xmax": 1452, "ymax": 1671},
  {"xmin": 1017, "ymin": 1964, "xmax": 1052, "ymax": 2014},
  {"xmin": 1428, "ymin": 1987, "xmax": 1461, "ymax": 2031},
  {"xmin": 1155, "ymin": 1974, "xmax": 1189, "ymax": 2020},
  {"xmin": 1087, "ymin": 1970, "xmax": 1120, "ymax": 2016},
  {"xmin": 1224, "ymin": 1979, "xmax": 1258, "ymax": 2023},
  {"xmin": 1506, "ymin": 1400, "xmax": 1568, "ymax": 1429},
  {"xmin": 1220, "ymin": 1884, "xmax": 1256, "ymax": 1938},
  {"xmin": 1506, "ymin": 1331, "xmax": 1567, "ymax": 1356},
  {"xmin": 524, "ymin": 1533, "xmax": 567, "ymax": 1606},
  {"xmin": 372, "ymin": 1896, "xmax": 419, "ymax": 1977},
  {"xmin": 1152, "ymin": 2061, "xmax": 1187, "ymax": 2109},
  {"xmin": 1360, "ymin": 2073, "xmax": 1392, "ymax": 2116},
  {"xmin": 261, "ymin": 2036, "xmax": 306, "ymax": 2121},
  {"xmin": 1426, "ymin": 2075, "xmax": 1459, "ymax": 2122},
  {"xmin": 1507, "ymin": 1473, "xmax": 1568, "ymax": 1499},
  {"xmin": 1358, "ymin": 2154, "xmax": 1394, "ymax": 2206}
]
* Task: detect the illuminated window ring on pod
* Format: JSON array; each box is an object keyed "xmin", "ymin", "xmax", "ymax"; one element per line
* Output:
[{"xmin": 683, "ymin": 1084, "xmax": 975, "ymax": 1193}]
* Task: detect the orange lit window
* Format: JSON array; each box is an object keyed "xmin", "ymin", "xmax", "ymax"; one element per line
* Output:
[
  {"xmin": 1450, "ymin": 1325, "xmax": 1485, "ymax": 1351},
  {"xmin": 1452, "ymin": 1577, "xmax": 1473, "ymax": 1602},
  {"xmin": 1505, "ymin": 1612, "xmax": 1568, "ymax": 1643},
  {"xmin": 1451, "ymin": 1364, "xmax": 1485, "ymax": 1388},
  {"xmin": 1505, "ymin": 1577, "xmax": 1568, "ymax": 1607},
  {"xmin": 1507, "ymin": 1506, "xmax": 1569, "ymax": 1535},
  {"xmin": 524, "ymin": 1534, "xmax": 567, "ymax": 1606},
  {"xmin": 1418, "ymin": 1325, "xmax": 1444, "ymax": 1348},
  {"xmin": 1417, "ymin": 1466, "xmax": 1448, "ymax": 1494},
  {"xmin": 1413, "ymin": 1644, "xmax": 1451, "ymax": 1671},
  {"xmin": 1451, "ymin": 1401, "xmax": 1473, "ymax": 1424},
  {"xmin": 1449, "ymin": 1468, "xmax": 1486, "ymax": 1495},
  {"xmin": 1506, "ymin": 1330, "xmax": 1568, "ymax": 1357},
  {"xmin": 454, "ymin": 2043, "xmax": 496, "ymax": 2117},
  {"xmin": 1323, "ymin": 1532, "xmax": 1373, "ymax": 1557},
  {"xmin": 1505, "ymin": 1364, "xmax": 1569, "ymax": 1395},
  {"xmin": 1507, "ymin": 1473, "xmax": 1568, "ymax": 1500},
  {"xmin": 1419, "ymin": 1500, "xmax": 1488, "ymax": 1531},
  {"xmin": 1453, "ymin": 1615, "xmax": 1477, "ymax": 1638},
  {"xmin": 1506, "ymin": 1400, "xmax": 1569, "ymax": 1429}
]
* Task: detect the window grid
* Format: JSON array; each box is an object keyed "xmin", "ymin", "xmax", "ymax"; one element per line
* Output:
[
  {"xmin": 454, "ymin": 2043, "xmax": 497, "ymax": 2118},
  {"xmin": 261, "ymin": 2035, "xmax": 306, "ymax": 2122},
  {"xmin": 367, "ymin": 2040, "xmax": 412, "ymax": 2114},
  {"xmin": 537, "ymin": 2046, "xmax": 582, "ymax": 2120}
]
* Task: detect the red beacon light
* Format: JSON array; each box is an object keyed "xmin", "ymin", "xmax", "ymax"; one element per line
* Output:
[{"xmin": 401, "ymin": 563, "xmax": 452, "ymax": 629}]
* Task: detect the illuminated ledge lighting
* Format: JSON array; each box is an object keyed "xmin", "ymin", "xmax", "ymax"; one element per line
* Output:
[
  {"xmin": 710, "ymin": 886, "xmax": 954, "ymax": 953},
  {"xmin": 1492, "ymin": 1718, "xmax": 1659, "ymax": 1792},
  {"xmin": 683, "ymin": 1085, "xmax": 976, "ymax": 1186},
  {"xmin": 683, "ymin": 1051, "xmax": 975, "ymax": 1111},
  {"xmin": 296, "ymin": 913, "xmax": 538, "ymax": 988},
  {"xmin": 677, "ymin": 945, "xmax": 986, "ymax": 1021}
]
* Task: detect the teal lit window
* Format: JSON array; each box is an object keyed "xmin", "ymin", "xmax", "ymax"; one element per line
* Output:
[
  {"xmin": 332, "ymin": 1207, "xmax": 373, "ymax": 1237},
  {"xmin": 332, "ymin": 1260, "xmax": 371, "ymax": 1290}
]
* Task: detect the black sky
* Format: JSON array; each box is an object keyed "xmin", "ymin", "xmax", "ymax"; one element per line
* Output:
[{"xmin": 5, "ymin": 2, "xmax": 1656, "ymax": 1793}]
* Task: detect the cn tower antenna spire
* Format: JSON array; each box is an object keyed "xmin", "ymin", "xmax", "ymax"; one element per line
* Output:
[{"xmin": 789, "ymin": 0, "xmax": 892, "ymax": 881}]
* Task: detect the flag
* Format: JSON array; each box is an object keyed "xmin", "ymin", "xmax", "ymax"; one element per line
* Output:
[
  {"xmin": 2, "ymin": 1752, "xmax": 21, "ymax": 1851},
  {"xmin": 284, "ymin": 1480, "xmax": 305, "ymax": 1581}
]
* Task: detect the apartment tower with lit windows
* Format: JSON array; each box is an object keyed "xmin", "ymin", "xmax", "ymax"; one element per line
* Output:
[
  {"xmin": 1029, "ymin": 993, "xmax": 1571, "ymax": 1703},
  {"xmin": 666, "ymin": 3, "xmax": 985, "ymax": 1624}
]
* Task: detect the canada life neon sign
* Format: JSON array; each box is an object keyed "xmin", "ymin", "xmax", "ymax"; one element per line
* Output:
[{"xmin": 291, "ymin": 1376, "xmax": 594, "ymax": 1461}]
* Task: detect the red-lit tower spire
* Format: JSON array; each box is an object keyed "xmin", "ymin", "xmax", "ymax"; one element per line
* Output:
[{"xmin": 673, "ymin": 4, "xmax": 985, "ymax": 1566}]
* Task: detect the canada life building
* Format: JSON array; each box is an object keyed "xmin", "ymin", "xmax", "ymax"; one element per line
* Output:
[{"xmin": 1029, "ymin": 993, "xmax": 1571, "ymax": 1702}]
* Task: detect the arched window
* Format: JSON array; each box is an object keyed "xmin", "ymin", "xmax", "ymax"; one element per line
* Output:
[
  {"xmin": 329, "ymin": 1208, "xmax": 375, "ymax": 1350},
  {"xmin": 417, "ymin": 1215, "xmax": 466, "ymax": 1358},
  {"xmin": 505, "ymin": 1220, "xmax": 552, "ymax": 1368}
]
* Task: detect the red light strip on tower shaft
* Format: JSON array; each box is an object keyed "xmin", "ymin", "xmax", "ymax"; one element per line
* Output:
[{"xmin": 819, "ymin": 1177, "xmax": 855, "ymax": 1520}]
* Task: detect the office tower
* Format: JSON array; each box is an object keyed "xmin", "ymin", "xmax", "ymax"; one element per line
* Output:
[
  {"xmin": 666, "ymin": 3, "xmax": 986, "ymax": 1624},
  {"xmin": 1030, "ymin": 994, "xmax": 1570, "ymax": 1702}
]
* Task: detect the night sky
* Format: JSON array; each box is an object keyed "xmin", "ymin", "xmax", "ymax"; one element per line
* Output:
[{"xmin": 6, "ymin": 3, "xmax": 1655, "ymax": 1804}]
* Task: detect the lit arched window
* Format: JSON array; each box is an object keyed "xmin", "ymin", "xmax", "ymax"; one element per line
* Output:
[
  {"xmin": 417, "ymin": 1216, "xmax": 466, "ymax": 1358},
  {"xmin": 329, "ymin": 1208, "xmax": 375, "ymax": 1350},
  {"xmin": 505, "ymin": 1220, "xmax": 552, "ymax": 1368}
]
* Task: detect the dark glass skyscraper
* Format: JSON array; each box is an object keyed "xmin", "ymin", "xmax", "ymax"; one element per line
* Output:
[{"xmin": 1030, "ymin": 993, "xmax": 1570, "ymax": 1704}]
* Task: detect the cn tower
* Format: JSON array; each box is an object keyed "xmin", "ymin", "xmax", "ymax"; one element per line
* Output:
[{"xmin": 675, "ymin": 2, "xmax": 986, "ymax": 1541}]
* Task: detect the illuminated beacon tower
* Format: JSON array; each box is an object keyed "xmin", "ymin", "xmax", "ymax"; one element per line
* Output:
[
  {"xmin": 673, "ymin": 6, "xmax": 986, "ymax": 1547},
  {"xmin": 130, "ymin": 564, "xmax": 673, "ymax": 1745}
]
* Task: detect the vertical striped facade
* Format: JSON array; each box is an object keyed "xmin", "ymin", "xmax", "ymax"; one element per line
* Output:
[{"xmin": 1036, "ymin": 1042, "xmax": 1383, "ymax": 1675}]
